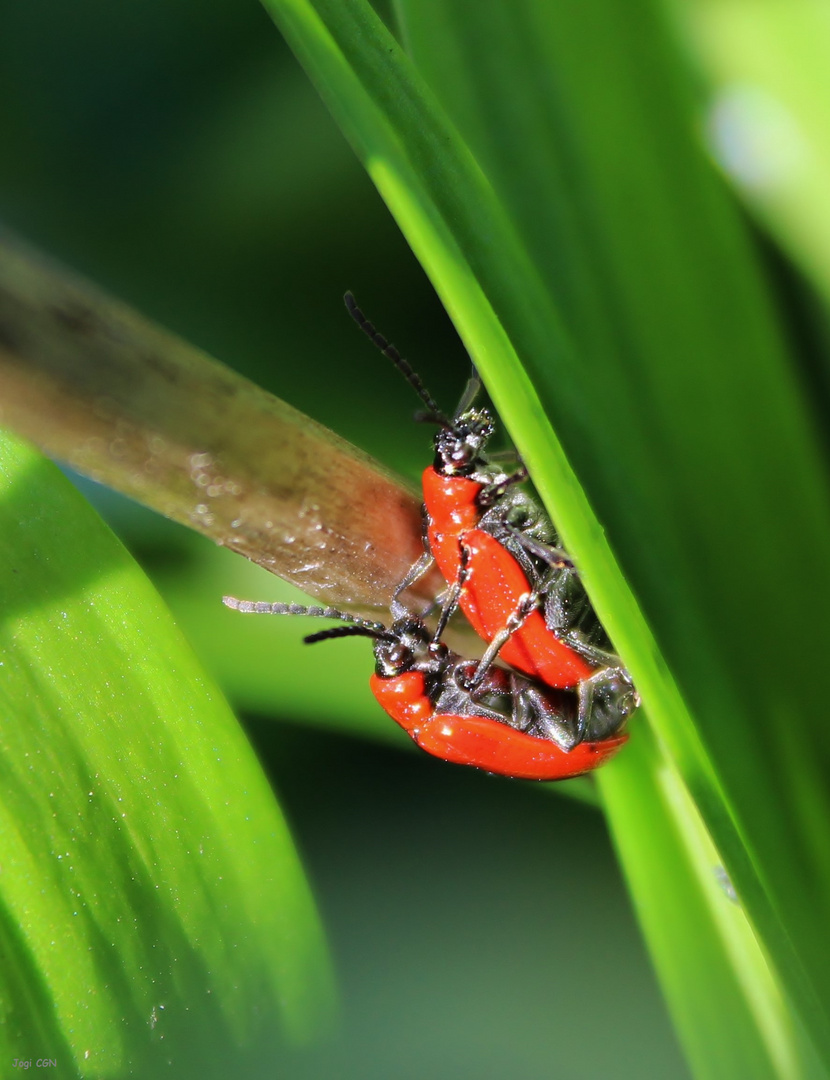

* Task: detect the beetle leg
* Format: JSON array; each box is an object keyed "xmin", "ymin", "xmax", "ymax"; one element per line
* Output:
[
  {"xmin": 509, "ymin": 674, "xmax": 533, "ymax": 732},
  {"xmin": 392, "ymin": 548, "xmax": 435, "ymax": 616},
  {"xmin": 478, "ymin": 466, "xmax": 529, "ymax": 506},
  {"xmin": 510, "ymin": 674, "xmax": 580, "ymax": 750},
  {"xmin": 466, "ymin": 591, "xmax": 539, "ymax": 691},
  {"xmin": 474, "ymin": 470, "xmax": 526, "ymax": 511},
  {"xmin": 392, "ymin": 505, "xmax": 435, "ymax": 605},
  {"xmin": 496, "ymin": 525, "xmax": 574, "ymax": 569},
  {"xmin": 575, "ymin": 674, "xmax": 596, "ymax": 743},
  {"xmin": 560, "ymin": 631, "xmax": 621, "ymax": 669},
  {"xmin": 394, "ymin": 549, "xmax": 434, "ymax": 594},
  {"xmin": 431, "ymin": 542, "xmax": 473, "ymax": 645}
]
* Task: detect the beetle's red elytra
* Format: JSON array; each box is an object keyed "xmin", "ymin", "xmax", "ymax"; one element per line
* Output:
[
  {"xmin": 223, "ymin": 598, "xmax": 633, "ymax": 782},
  {"xmin": 369, "ymin": 671, "xmax": 626, "ymax": 781},
  {"xmin": 424, "ymin": 479, "xmax": 594, "ymax": 688}
]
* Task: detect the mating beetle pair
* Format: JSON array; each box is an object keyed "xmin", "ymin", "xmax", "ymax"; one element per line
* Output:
[{"xmin": 225, "ymin": 296, "xmax": 638, "ymax": 781}]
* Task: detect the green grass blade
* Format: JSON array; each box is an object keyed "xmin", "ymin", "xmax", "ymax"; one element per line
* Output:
[
  {"xmin": 391, "ymin": 7, "xmax": 830, "ymax": 1066},
  {"xmin": 259, "ymin": 0, "xmax": 830, "ymax": 1071},
  {"xmin": 389, "ymin": 3, "xmax": 830, "ymax": 1058},
  {"xmin": 601, "ymin": 730, "xmax": 824, "ymax": 1080},
  {"xmin": 0, "ymin": 431, "xmax": 333, "ymax": 1075}
]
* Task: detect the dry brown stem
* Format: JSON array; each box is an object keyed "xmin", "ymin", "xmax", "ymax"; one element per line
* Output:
[{"xmin": 0, "ymin": 229, "xmax": 436, "ymax": 608}]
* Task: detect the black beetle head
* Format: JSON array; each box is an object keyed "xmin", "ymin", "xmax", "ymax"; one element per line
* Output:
[{"xmin": 433, "ymin": 409, "xmax": 494, "ymax": 476}]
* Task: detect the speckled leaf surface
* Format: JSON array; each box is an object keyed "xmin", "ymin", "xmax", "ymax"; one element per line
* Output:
[{"xmin": 0, "ymin": 431, "xmax": 333, "ymax": 1077}]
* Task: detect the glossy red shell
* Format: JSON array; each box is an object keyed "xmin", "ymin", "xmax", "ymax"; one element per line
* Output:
[
  {"xmin": 370, "ymin": 670, "xmax": 626, "ymax": 780},
  {"xmin": 423, "ymin": 467, "xmax": 593, "ymax": 689},
  {"xmin": 369, "ymin": 671, "xmax": 432, "ymax": 733},
  {"xmin": 422, "ymin": 467, "xmax": 481, "ymax": 537},
  {"xmin": 413, "ymin": 713, "xmax": 627, "ymax": 781}
]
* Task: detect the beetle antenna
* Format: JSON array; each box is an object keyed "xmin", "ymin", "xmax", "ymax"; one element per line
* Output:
[
  {"xmin": 304, "ymin": 625, "xmax": 394, "ymax": 645},
  {"xmin": 222, "ymin": 597, "xmax": 388, "ymax": 635},
  {"xmin": 344, "ymin": 292, "xmax": 451, "ymax": 426}
]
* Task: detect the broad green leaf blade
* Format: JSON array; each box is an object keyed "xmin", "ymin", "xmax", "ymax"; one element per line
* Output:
[
  {"xmin": 0, "ymin": 431, "xmax": 333, "ymax": 1077},
  {"xmin": 259, "ymin": 0, "xmax": 830, "ymax": 1067}
]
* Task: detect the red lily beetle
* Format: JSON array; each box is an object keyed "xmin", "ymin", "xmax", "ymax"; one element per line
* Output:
[
  {"xmin": 344, "ymin": 293, "xmax": 633, "ymax": 712},
  {"xmin": 222, "ymin": 596, "xmax": 634, "ymax": 781}
]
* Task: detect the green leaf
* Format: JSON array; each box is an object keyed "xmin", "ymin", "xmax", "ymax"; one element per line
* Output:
[
  {"xmin": 0, "ymin": 431, "xmax": 333, "ymax": 1076},
  {"xmin": 601, "ymin": 727, "xmax": 824, "ymax": 1080},
  {"xmin": 259, "ymin": 0, "xmax": 830, "ymax": 1073}
]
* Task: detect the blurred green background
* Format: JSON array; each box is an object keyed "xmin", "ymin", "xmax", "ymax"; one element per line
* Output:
[{"xmin": 0, "ymin": 1, "xmax": 692, "ymax": 1075}]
